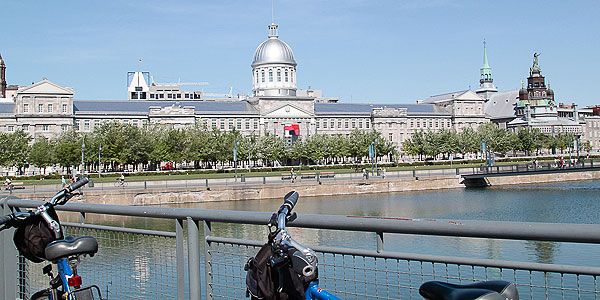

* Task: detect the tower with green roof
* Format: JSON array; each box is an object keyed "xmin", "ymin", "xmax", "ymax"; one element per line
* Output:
[{"xmin": 475, "ymin": 40, "xmax": 497, "ymax": 100}]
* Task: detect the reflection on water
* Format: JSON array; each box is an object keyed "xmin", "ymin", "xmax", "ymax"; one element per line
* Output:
[{"xmin": 61, "ymin": 179, "xmax": 600, "ymax": 268}]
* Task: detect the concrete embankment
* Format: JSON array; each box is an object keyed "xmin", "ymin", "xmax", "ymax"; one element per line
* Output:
[{"xmin": 18, "ymin": 170, "xmax": 600, "ymax": 206}]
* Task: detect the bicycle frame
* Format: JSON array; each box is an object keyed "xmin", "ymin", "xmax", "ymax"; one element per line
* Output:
[
  {"xmin": 305, "ymin": 282, "xmax": 342, "ymax": 300},
  {"xmin": 55, "ymin": 258, "xmax": 75, "ymax": 300}
]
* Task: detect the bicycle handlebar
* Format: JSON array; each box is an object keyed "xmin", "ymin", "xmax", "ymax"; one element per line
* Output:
[
  {"xmin": 272, "ymin": 191, "xmax": 318, "ymax": 280},
  {"xmin": 1, "ymin": 177, "xmax": 89, "ymax": 232},
  {"xmin": 68, "ymin": 177, "xmax": 89, "ymax": 192},
  {"xmin": 282, "ymin": 191, "xmax": 298, "ymax": 212}
]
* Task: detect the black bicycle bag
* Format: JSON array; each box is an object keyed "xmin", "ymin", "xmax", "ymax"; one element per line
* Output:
[{"xmin": 245, "ymin": 243, "xmax": 306, "ymax": 300}]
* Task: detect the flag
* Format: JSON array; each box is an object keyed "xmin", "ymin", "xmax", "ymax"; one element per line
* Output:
[
  {"xmin": 285, "ymin": 124, "xmax": 300, "ymax": 135},
  {"xmin": 138, "ymin": 59, "xmax": 142, "ymax": 62}
]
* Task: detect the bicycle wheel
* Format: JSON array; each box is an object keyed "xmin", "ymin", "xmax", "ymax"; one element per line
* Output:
[
  {"xmin": 30, "ymin": 289, "xmax": 50, "ymax": 300},
  {"xmin": 113, "ymin": 181, "xmax": 120, "ymax": 187},
  {"xmin": 122, "ymin": 181, "xmax": 128, "ymax": 187}
]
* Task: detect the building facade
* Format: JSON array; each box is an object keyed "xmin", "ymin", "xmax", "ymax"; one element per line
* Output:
[{"xmin": 0, "ymin": 22, "xmax": 492, "ymax": 155}]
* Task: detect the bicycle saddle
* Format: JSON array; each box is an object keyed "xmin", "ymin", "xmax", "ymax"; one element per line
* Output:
[
  {"xmin": 45, "ymin": 236, "xmax": 98, "ymax": 262},
  {"xmin": 419, "ymin": 280, "xmax": 519, "ymax": 300}
]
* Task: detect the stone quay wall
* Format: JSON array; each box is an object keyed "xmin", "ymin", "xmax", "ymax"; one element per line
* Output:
[{"xmin": 17, "ymin": 170, "xmax": 600, "ymax": 206}]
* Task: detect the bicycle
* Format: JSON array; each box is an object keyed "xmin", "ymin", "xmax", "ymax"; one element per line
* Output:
[
  {"xmin": 0, "ymin": 177, "xmax": 103, "ymax": 300},
  {"xmin": 248, "ymin": 191, "xmax": 519, "ymax": 300},
  {"xmin": 114, "ymin": 179, "xmax": 128, "ymax": 187}
]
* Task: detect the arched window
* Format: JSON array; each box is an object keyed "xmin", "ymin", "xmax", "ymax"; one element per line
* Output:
[
  {"xmin": 261, "ymin": 71, "xmax": 265, "ymax": 83},
  {"xmin": 269, "ymin": 70, "xmax": 273, "ymax": 82},
  {"xmin": 285, "ymin": 71, "xmax": 288, "ymax": 82},
  {"xmin": 277, "ymin": 70, "xmax": 281, "ymax": 82}
]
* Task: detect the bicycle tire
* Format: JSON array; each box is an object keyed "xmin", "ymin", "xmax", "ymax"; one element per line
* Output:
[
  {"xmin": 30, "ymin": 289, "xmax": 50, "ymax": 300},
  {"xmin": 31, "ymin": 289, "xmax": 65, "ymax": 300},
  {"xmin": 122, "ymin": 181, "xmax": 128, "ymax": 187}
]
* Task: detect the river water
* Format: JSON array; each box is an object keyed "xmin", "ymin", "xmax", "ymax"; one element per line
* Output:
[{"xmin": 168, "ymin": 179, "xmax": 600, "ymax": 268}]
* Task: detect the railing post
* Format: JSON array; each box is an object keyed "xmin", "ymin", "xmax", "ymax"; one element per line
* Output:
[
  {"xmin": 1, "ymin": 197, "xmax": 18, "ymax": 300},
  {"xmin": 187, "ymin": 217, "xmax": 201, "ymax": 300},
  {"xmin": 205, "ymin": 179, "xmax": 209, "ymax": 188},
  {"xmin": 376, "ymin": 232, "xmax": 384, "ymax": 253},
  {"xmin": 176, "ymin": 219, "xmax": 185, "ymax": 300},
  {"xmin": 204, "ymin": 221, "xmax": 213, "ymax": 300}
]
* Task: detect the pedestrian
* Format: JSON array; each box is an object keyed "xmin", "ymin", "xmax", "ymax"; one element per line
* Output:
[
  {"xmin": 382, "ymin": 167, "xmax": 387, "ymax": 179},
  {"xmin": 290, "ymin": 168, "xmax": 296, "ymax": 183},
  {"xmin": 362, "ymin": 168, "xmax": 367, "ymax": 180},
  {"xmin": 61, "ymin": 176, "xmax": 66, "ymax": 188},
  {"xmin": 4, "ymin": 177, "xmax": 11, "ymax": 190}
]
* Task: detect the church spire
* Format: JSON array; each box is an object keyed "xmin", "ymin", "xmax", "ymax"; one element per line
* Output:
[
  {"xmin": 0, "ymin": 51, "xmax": 6, "ymax": 98},
  {"xmin": 480, "ymin": 40, "xmax": 493, "ymax": 83},
  {"xmin": 475, "ymin": 40, "xmax": 497, "ymax": 99}
]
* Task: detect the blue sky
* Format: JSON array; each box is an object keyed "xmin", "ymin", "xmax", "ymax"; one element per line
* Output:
[{"xmin": 1, "ymin": 1, "xmax": 598, "ymax": 106}]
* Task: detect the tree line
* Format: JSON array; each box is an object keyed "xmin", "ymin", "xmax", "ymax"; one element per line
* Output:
[
  {"xmin": 0, "ymin": 122, "xmax": 396, "ymax": 174},
  {"xmin": 402, "ymin": 123, "xmax": 591, "ymax": 160}
]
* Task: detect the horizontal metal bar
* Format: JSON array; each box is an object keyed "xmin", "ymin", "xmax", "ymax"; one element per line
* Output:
[
  {"xmin": 208, "ymin": 236, "xmax": 600, "ymax": 276},
  {"xmin": 9, "ymin": 198, "xmax": 600, "ymax": 244},
  {"xmin": 62, "ymin": 222, "xmax": 176, "ymax": 237}
]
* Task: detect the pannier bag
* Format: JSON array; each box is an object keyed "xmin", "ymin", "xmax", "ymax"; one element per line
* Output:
[
  {"xmin": 13, "ymin": 207, "xmax": 63, "ymax": 263},
  {"xmin": 245, "ymin": 244, "xmax": 306, "ymax": 300}
]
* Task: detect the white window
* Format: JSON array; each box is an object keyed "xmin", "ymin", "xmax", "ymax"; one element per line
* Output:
[
  {"xmin": 285, "ymin": 71, "xmax": 289, "ymax": 82},
  {"xmin": 42, "ymin": 125, "xmax": 49, "ymax": 131},
  {"xmin": 38, "ymin": 104, "xmax": 43, "ymax": 113},
  {"xmin": 62, "ymin": 104, "xmax": 68, "ymax": 113},
  {"xmin": 94, "ymin": 120, "xmax": 100, "ymax": 127},
  {"xmin": 254, "ymin": 120, "xmax": 258, "ymax": 130},
  {"xmin": 84, "ymin": 120, "xmax": 90, "ymax": 131},
  {"xmin": 22, "ymin": 124, "xmax": 29, "ymax": 131},
  {"xmin": 261, "ymin": 71, "xmax": 265, "ymax": 83},
  {"xmin": 47, "ymin": 104, "xmax": 53, "ymax": 113},
  {"xmin": 61, "ymin": 125, "xmax": 68, "ymax": 131},
  {"xmin": 277, "ymin": 70, "xmax": 281, "ymax": 82},
  {"xmin": 133, "ymin": 120, "xmax": 138, "ymax": 127},
  {"xmin": 7, "ymin": 125, "xmax": 14, "ymax": 132},
  {"xmin": 269, "ymin": 71, "xmax": 273, "ymax": 82},
  {"xmin": 23, "ymin": 104, "xmax": 29, "ymax": 113}
]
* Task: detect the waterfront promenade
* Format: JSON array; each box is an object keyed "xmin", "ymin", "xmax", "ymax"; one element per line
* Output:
[{"xmin": 5, "ymin": 160, "xmax": 600, "ymax": 205}]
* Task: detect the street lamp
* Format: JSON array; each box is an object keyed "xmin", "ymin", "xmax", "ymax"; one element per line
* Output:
[
  {"xmin": 234, "ymin": 139, "xmax": 240, "ymax": 181},
  {"xmin": 81, "ymin": 136, "xmax": 85, "ymax": 175},
  {"xmin": 98, "ymin": 143, "xmax": 102, "ymax": 178}
]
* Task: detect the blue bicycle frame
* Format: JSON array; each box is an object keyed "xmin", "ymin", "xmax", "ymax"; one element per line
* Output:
[
  {"xmin": 305, "ymin": 282, "xmax": 342, "ymax": 300},
  {"xmin": 56, "ymin": 258, "xmax": 76, "ymax": 299}
]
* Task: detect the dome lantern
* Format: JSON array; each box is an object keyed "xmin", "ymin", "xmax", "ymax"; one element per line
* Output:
[{"xmin": 251, "ymin": 23, "xmax": 297, "ymax": 97}]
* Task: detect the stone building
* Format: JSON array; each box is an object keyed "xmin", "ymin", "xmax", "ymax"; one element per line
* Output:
[{"xmin": 0, "ymin": 22, "xmax": 490, "ymax": 155}]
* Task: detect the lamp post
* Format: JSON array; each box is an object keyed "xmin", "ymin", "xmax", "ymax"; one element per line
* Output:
[
  {"xmin": 98, "ymin": 143, "xmax": 102, "ymax": 178},
  {"xmin": 234, "ymin": 139, "xmax": 239, "ymax": 181},
  {"xmin": 81, "ymin": 136, "xmax": 85, "ymax": 175}
]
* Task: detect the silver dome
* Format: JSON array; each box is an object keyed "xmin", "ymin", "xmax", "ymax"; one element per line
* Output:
[{"xmin": 252, "ymin": 38, "xmax": 296, "ymax": 67}]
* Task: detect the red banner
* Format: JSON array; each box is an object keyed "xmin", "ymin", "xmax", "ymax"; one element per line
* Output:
[{"xmin": 285, "ymin": 124, "xmax": 300, "ymax": 135}]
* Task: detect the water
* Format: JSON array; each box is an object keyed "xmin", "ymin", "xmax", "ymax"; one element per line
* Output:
[
  {"xmin": 52, "ymin": 179, "xmax": 600, "ymax": 299},
  {"xmin": 82, "ymin": 179, "xmax": 600, "ymax": 267}
]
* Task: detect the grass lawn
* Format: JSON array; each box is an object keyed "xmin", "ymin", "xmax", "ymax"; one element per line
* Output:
[{"xmin": 12, "ymin": 159, "xmax": 543, "ymax": 186}]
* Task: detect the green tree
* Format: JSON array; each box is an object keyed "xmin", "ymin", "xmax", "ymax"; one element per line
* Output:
[
  {"xmin": 54, "ymin": 129, "xmax": 81, "ymax": 173},
  {"xmin": 0, "ymin": 130, "xmax": 31, "ymax": 174},
  {"xmin": 29, "ymin": 137, "xmax": 54, "ymax": 174}
]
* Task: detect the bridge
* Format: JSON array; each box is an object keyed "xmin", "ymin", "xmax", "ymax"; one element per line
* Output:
[{"xmin": 459, "ymin": 159, "xmax": 600, "ymax": 187}]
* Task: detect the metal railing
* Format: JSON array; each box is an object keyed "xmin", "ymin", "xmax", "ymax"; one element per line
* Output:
[
  {"xmin": 2, "ymin": 197, "xmax": 600, "ymax": 299},
  {"xmin": 3, "ymin": 159, "xmax": 600, "ymax": 197}
]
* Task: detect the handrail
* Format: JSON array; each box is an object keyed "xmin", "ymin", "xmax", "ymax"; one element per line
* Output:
[{"xmin": 7, "ymin": 198, "xmax": 600, "ymax": 244}]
